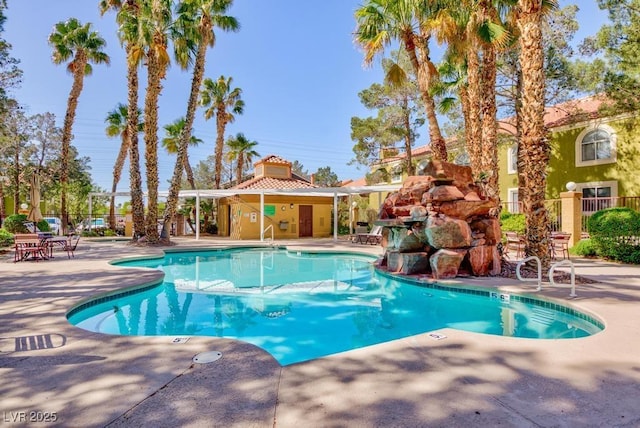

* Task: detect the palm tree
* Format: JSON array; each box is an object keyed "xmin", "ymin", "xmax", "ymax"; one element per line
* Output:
[
  {"xmin": 101, "ymin": 0, "xmax": 146, "ymax": 240},
  {"xmin": 137, "ymin": 0, "xmax": 173, "ymax": 243},
  {"xmin": 48, "ymin": 18, "xmax": 109, "ymax": 234},
  {"xmin": 104, "ymin": 102, "xmax": 143, "ymax": 232},
  {"xmin": 516, "ymin": 0, "xmax": 554, "ymax": 263},
  {"xmin": 354, "ymin": 0, "xmax": 447, "ymax": 161},
  {"xmin": 200, "ymin": 75, "xmax": 244, "ymax": 189},
  {"xmin": 162, "ymin": 117, "xmax": 203, "ymax": 189},
  {"xmin": 225, "ymin": 133, "xmax": 259, "ymax": 184},
  {"xmin": 161, "ymin": 0, "xmax": 239, "ymax": 240}
]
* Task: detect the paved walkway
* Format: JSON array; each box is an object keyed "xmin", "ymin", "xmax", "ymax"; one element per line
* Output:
[{"xmin": 1, "ymin": 237, "xmax": 640, "ymax": 427}]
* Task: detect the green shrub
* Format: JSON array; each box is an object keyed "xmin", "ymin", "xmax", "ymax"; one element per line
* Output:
[
  {"xmin": 2, "ymin": 214, "xmax": 29, "ymax": 233},
  {"xmin": 570, "ymin": 238, "xmax": 598, "ymax": 257},
  {"xmin": 500, "ymin": 212, "xmax": 525, "ymax": 235},
  {"xmin": 0, "ymin": 228, "xmax": 14, "ymax": 247},
  {"xmin": 588, "ymin": 207, "xmax": 640, "ymax": 263},
  {"xmin": 36, "ymin": 219, "xmax": 50, "ymax": 232}
]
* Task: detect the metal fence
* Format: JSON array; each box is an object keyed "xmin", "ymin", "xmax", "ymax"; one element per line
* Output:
[
  {"xmin": 581, "ymin": 196, "xmax": 640, "ymax": 232},
  {"xmin": 502, "ymin": 196, "xmax": 640, "ymax": 235}
]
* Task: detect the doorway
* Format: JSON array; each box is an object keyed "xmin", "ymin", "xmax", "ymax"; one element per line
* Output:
[{"xmin": 299, "ymin": 205, "xmax": 312, "ymax": 237}]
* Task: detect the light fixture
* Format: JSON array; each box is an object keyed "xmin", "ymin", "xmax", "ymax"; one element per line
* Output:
[
  {"xmin": 281, "ymin": 205, "xmax": 286, "ymax": 211},
  {"xmin": 566, "ymin": 181, "xmax": 577, "ymax": 192},
  {"xmin": 20, "ymin": 203, "xmax": 28, "ymax": 210},
  {"xmin": 290, "ymin": 203, "xmax": 294, "ymax": 209},
  {"xmin": 352, "ymin": 201, "xmax": 358, "ymax": 208}
]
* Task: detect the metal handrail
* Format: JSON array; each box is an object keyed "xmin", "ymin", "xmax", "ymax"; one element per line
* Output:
[
  {"xmin": 516, "ymin": 256, "xmax": 542, "ymax": 291},
  {"xmin": 261, "ymin": 224, "xmax": 273, "ymax": 242},
  {"xmin": 548, "ymin": 260, "xmax": 577, "ymax": 297}
]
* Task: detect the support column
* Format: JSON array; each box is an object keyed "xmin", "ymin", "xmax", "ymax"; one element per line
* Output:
[{"xmin": 560, "ymin": 191, "xmax": 582, "ymax": 247}]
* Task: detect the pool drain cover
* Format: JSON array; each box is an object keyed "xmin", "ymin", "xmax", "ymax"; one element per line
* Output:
[{"xmin": 193, "ymin": 351, "xmax": 222, "ymax": 364}]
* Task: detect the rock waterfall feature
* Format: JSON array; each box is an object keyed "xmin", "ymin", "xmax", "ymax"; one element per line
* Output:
[{"xmin": 376, "ymin": 160, "xmax": 502, "ymax": 279}]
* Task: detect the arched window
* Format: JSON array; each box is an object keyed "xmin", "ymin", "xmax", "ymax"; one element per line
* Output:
[{"xmin": 575, "ymin": 125, "xmax": 616, "ymax": 167}]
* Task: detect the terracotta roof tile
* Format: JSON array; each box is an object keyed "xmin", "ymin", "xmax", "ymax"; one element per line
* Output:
[
  {"xmin": 256, "ymin": 155, "xmax": 291, "ymax": 166},
  {"xmin": 234, "ymin": 176, "xmax": 317, "ymax": 190},
  {"xmin": 342, "ymin": 177, "xmax": 367, "ymax": 187}
]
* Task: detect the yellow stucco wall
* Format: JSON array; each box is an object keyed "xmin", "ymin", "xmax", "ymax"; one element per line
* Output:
[{"xmin": 220, "ymin": 195, "xmax": 334, "ymax": 240}]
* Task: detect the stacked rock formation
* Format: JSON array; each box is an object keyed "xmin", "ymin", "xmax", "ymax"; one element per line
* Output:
[{"xmin": 376, "ymin": 160, "xmax": 502, "ymax": 279}]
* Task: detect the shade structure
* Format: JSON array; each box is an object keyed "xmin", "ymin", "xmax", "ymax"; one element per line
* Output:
[{"xmin": 27, "ymin": 172, "xmax": 43, "ymax": 222}]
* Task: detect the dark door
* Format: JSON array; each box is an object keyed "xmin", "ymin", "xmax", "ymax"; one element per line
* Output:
[{"xmin": 299, "ymin": 205, "xmax": 313, "ymax": 237}]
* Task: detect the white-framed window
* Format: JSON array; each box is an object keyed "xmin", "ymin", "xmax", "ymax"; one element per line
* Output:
[
  {"xmin": 575, "ymin": 124, "xmax": 617, "ymax": 167},
  {"xmin": 507, "ymin": 188, "xmax": 520, "ymax": 213},
  {"xmin": 416, "ymin": 159, "xmax": 430, "ymax": 175},
  {"xmin": 575, "ymin": 180, "xmax": 618, "ymax": 213},
  {"xmin": 391, "ymin": 164, "xmax": 403, "ymax": 183},
  {"xmin": 507, "ymin": 145, "xmax": 518, "ymax": 174}
]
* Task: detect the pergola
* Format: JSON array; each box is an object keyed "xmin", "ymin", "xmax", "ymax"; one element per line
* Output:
[{"xmin": 88, "ymin": 184, "xmax": 401, "ymax": 241}]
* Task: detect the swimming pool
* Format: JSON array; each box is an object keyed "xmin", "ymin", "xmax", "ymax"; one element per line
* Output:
[{"xmin": 67, "ymin": 248, "xmax": 604, "ymax": 365}]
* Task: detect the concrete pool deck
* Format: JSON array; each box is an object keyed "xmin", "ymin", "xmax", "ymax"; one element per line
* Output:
[{"xmin": 1, "ymin": 237, "xmax": 640, "ymax": 427}]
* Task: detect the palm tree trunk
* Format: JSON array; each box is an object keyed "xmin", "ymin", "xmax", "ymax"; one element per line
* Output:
[
  {"xmin": 110, "ymin": 131, "xmax": 130, "ymax": 232},
  {"xmin": 61, "ymin": 53, "xmax": 87, "ymax": 234},
  {"xmin": 143, "ymin": 52, "xmax": 163, "ymax": 243},
  {"xmin": 236, "ymin": 152, "xmax": 244, "ymax": 184},
  {"xmin": 402, "ymin": 96, "xmax": 414, "ymax": 175},
  {"xmin": 126, "ymin": 51, "xmax": 145, "ymax": 240},
  {"xmin": 518, "ymin": 0, "xmax": 550, "ymax": 263},
  {"xmin": 466, "ymin": 43, "xmax": 482, "ymax": 178},
  {"xmin": 161, "ymin": 42, "xmax": 207, "ymax": 239},
  {"xmin": 480, "ymin": 43, "xmax": 499, "ymax": 201},
  {"xmin": 214, "ymin": 107, "xmax": 226, "ymax": 189},
  {"xmin": 403, "ymin": 31, "xmax": 446, "ymax": 161}
]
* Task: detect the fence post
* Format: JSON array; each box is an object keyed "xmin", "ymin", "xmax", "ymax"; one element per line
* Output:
[{"xmin": 560, "ymin": 190, "xmax": 582, "ymax": 247}]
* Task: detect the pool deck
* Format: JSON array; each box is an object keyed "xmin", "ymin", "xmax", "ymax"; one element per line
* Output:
[{"xmin": 2, "ymin": 237, "xmax": 640, "ymax": 427}]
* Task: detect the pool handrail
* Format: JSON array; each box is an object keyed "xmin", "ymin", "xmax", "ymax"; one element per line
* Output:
[
  {"xmin": 516, "ymin": 256, "xmax": 542, "ymax": 291},
  {"xmin": 261, "ymin": 224, "xmax": 273, "ymax": 242}
]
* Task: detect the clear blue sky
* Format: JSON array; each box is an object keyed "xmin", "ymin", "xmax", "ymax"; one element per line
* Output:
[{"xmin": 4, "ymin": 1, "xmax": 607, "ymax": 192}]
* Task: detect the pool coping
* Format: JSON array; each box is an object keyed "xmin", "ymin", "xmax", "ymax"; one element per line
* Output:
[{"xmin": 2, "ymin": 237, "xmax": 640, "ymax": 427}]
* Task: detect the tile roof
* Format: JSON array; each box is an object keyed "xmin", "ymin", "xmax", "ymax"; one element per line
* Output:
[
  {"xmin": 341, "ymin": 177, "xmax": 367, "ymax": 187},
  {"xmin": 499, "ymin": 94, "xmax": 609, "ymax": 134},
  {"xmin": 256, "ymin": 154, "xmax": 291, "ymax": 166},
  {"xmin": 234, "ymin": 176, "xmax": 317, "ymax": 190}
]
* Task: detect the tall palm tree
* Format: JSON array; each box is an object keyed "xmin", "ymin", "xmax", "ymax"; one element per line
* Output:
[
  {"xmin": 355, "ymin": 0, "xmax": 447, "ymax": 161},
  {"xmin": 137, "ymin": 0, "xmax": 173, "ymax": 243},
  {"xmin": 225, "ymin": 132, "xmax": 259, "ymax": 185},
  {"xmin": 200, "ymin": 75, "xmax": 244, "ymax": 189},
  {"xmin": 161, "ymin": 0, "xmax": 239, "ymax": 240},
  {"xmin": 101, "ymin": 0, "xmax": 146, "ymax": 240},
  {"xmin": 516, "ymin": 0, "xmax": 554, "ymax": 263},
  {"xmin": 162, "ymin": 117, "xmax": 203, "ymax": 189},
  {"xmin": 104, "ymin": 102, "xmax": 143, "ymax": 232},
  {"xmin": 48, "ymin": 18, "xmax": 109, "ymax": 234}
]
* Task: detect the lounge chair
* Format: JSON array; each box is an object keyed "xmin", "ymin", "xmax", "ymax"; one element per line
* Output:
[{"xmin": 354, "ymin": 225, "xmax": 383, "ymax": 245}]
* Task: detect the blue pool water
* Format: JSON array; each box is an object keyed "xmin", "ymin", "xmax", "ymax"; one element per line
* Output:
[{"xmin": 68, "ymin": 248, "xmax": 603, "ymax": 365}]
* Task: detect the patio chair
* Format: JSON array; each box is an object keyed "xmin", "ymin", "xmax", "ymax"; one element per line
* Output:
[
  {"xmin": 550, "ymin": 232, "xmax": 571, "ymax": 260},
  {"xmin": 62, "ymin": 234, "xmax": 81, "ymax": 259},
  {"xmin": 505, "ymin": 232, "xmax": 524, "ymax": 259}
]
